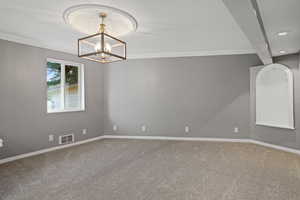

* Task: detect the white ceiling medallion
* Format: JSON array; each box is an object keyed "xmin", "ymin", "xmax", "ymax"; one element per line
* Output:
[
  {"xmin": 63, "ymin": 4, "xmax": 137, "ymax": 63},
  {"xmin": 63, "ymin": 4, "xmax": 138, "ymax": 37}
]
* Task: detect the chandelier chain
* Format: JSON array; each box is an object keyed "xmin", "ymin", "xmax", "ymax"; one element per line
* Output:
[{"xmin": 99, "ymin": 13, "xmax": 107, "ymax": 33}]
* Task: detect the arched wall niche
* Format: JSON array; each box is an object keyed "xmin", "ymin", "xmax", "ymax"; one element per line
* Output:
[{"xmin": 255, "ymin": 63, "xmax": 294, "ymax": 129}]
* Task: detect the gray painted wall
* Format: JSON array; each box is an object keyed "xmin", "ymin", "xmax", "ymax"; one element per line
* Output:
[
  {"xmin": 250, "ymin": 54, "xmax": 300, "ymax": 149},
  {"xmin": 3, "ymin": 37, "xmax": 299, "ymax": 160},
  {"xmin": 0, "ymin": 39, "xmax": 105, "ymax": 159},
  {"xmin": 104, "ymin": 55, "xmax": 261, "ymax": 138}
]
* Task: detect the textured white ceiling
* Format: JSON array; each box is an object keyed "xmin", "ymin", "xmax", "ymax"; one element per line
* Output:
[
  {"xmin": 257, "ymin": 0, "xmax": 300, "ymax": 57},
  {"xmin": 0, "ymin": 0, "xmax": 255, "ymax": 58}
]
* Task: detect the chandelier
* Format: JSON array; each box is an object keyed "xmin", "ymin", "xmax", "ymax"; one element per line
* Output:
[{"xmin": 78, "ymin": 13, "xmax": 127, "ymax": 63}]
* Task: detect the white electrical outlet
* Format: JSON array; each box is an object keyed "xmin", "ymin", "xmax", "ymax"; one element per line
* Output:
[
  {"xmin": 234, "ymin": 127, "xmax": 239, "ymax": 133},
  {"xmin": 113, "ymin": 125, "xmax": 118, "ymax": 131},
  {"xmin": 82, "ymin": 129, "xmax": 87, "ymax": 135},
  {"xmin": 185, "ymin": 126, "xmax": 190, "ymax": 133},
  {"xmin": 141, "ymin": 125, "xmax": 147, "ymax": 132},
  {"xmin": 49, "ymin": 135, "xmax": 54, "ymax": 142}
]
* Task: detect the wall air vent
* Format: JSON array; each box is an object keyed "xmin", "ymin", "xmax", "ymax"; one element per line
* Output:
[{"xmin": 59, "ymin": 134, "xmax": 74, "ymax": 145}]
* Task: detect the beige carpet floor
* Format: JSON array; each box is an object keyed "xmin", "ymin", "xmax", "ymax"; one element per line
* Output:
[{"xmin": 1, "ymin": 139, "xmax": 300, "ymax": 200}]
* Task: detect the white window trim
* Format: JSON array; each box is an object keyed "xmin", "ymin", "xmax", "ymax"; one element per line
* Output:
[{"xmin": 47, "ymin": 58, "xmax": 85, "ymax": 114}]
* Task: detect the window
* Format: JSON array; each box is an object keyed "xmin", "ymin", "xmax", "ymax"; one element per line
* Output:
[
  {"xmin": 255, "ymin": 63, "xmax": 294, "ymax": 129},
  {"xmin": 47, "ymin": 58, "xmax": 85, "ymax": 113}
]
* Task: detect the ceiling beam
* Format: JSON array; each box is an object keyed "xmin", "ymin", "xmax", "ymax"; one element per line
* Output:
[{"xmin": 223, "ymin": 0, "xmax": 273, "ymax": 65}]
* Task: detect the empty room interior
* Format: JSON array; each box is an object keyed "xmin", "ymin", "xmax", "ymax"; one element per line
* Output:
[{"xmin": 1, "ymin": 0, "xmax": 300, "ymax": 199}]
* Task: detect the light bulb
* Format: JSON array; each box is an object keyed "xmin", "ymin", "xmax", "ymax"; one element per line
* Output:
[
  {"xmin": 95, "ymin": 42, "xmax": 112, "ymax": 53},
  {"xmin": 95, "ymin": 42, "xmax": 112, "ymax": 59},
  {"xmin": 105, "ymin": 43, "xmax": 112, "ymax": 53}
]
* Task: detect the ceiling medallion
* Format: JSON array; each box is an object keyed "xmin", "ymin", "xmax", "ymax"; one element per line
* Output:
[{"xmin": 63, "ymin": 4, "xmax": 137, "ymax": 63}]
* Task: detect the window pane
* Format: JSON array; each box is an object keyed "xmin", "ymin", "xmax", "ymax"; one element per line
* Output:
[
  {"xmin": 47, "ymin": 62, "xmax": 61, "ymax": 112},
  {"xmin": 65, "ymin": 65, "xmax": 81, "ymax": 109}
]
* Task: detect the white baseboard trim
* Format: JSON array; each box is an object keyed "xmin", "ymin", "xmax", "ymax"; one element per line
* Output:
[
  {"xmin": 102, "ymin": 135, "xmax": 251, "ymax": 143},
  {"xmin": 1, "ymin": 135, "xmax": 299, "ymax": 165},
  {"xmin": 0, "ymin": 136, "xmax": 106, "ymax": 165},
  {"xmin": 102, "ymin": 135, "xmax": 300, "ymax": 156},
  {"xmin": 250, "ymin": 140, "xmax": 300, "ymax": 155}
]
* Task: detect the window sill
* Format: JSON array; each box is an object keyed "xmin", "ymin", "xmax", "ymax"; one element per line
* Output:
[{"xmin": 47, "ymin": 109, "xmax": 85, "ymax": 114}]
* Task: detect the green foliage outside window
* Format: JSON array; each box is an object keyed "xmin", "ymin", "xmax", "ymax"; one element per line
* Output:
[
  {"xmin": 65, "ymin": 65, "xmax": 78, "ymax": 85},
  {"xmin": 47, "ymin": 62, "xmax": 61, "ymax": 86}
]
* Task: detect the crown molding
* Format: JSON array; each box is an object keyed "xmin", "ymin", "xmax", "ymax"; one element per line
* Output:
[
  {"xmin": 127, "ymin": 49, "xmax": 256, "ymax": 59},
  {"xmin": 0, "ymin": 32, "xmax": 74, "ymax": 56},
  {"xmin": 0, "ymin": 32, "xmax": 256, "ymax": 60}
]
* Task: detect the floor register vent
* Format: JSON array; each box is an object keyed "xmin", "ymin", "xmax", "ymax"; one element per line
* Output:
[{"xmin": 59, "ymin": 134, "xmax": 74, "ymax": 145}]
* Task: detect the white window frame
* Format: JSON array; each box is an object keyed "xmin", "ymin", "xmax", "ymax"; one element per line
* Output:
[{"xmin": 47, "ymin": 58, "xmax": 85, "ymax": 113}]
